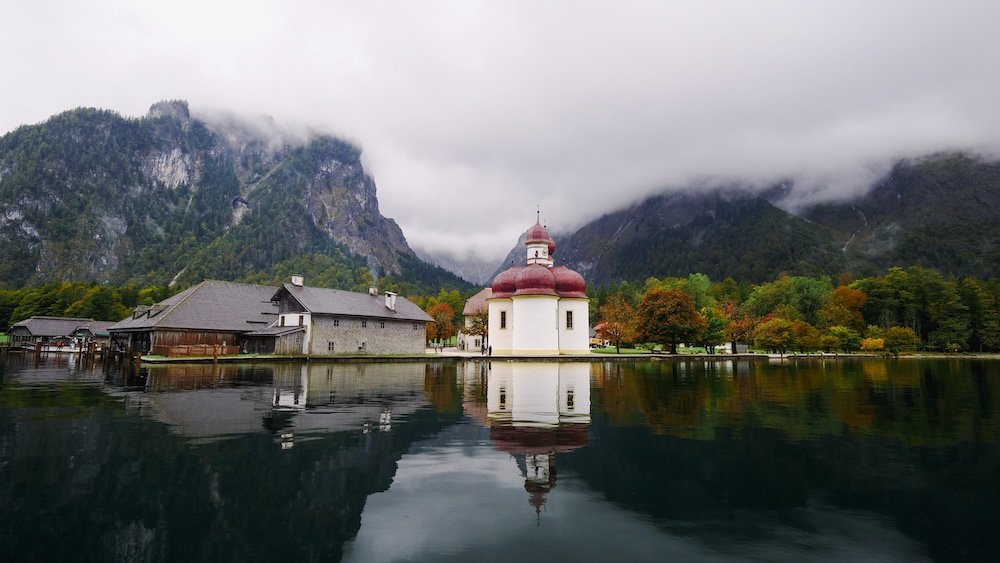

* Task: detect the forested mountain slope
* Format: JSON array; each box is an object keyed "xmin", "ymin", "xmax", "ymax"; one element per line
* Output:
[
  {"xmin": 0, "ymin": 101, "xmax": 468, "ymax": 294},
  {"xmin": 494, "ymin": 154, "xmax": 1000, "ymax": 285}
]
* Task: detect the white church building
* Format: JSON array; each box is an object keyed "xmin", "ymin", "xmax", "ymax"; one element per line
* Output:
[{"xmin": 487, "ymin": 219, "xmax": 590, "ymax": 355}]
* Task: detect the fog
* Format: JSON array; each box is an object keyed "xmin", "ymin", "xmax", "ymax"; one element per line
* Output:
[{"xmin": 3, "ymin": 0, "xmax": 999, "ymax": 262}]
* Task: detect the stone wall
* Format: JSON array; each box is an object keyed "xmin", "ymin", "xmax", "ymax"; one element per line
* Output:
[{"xmin": 309, "ymin": 315, "xmax": 425, "ymax": 355}]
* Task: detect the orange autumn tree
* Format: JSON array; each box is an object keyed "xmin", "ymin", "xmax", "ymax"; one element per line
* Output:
[
  {"xmin": 638, "ymin": 288, "xmax": 707, "ymax": 354},
  {"xmin": 718, "ymin": 301, "xmax": 757, "ymax": 353},
  {"xmin": 599, "ymin": 294, "xmax": 638, "ymax": 353},
  {"xmin": 426, "ymin": 302, "xmax": 456, "ymax": 344},
  {"xmin": 819, "ymin": 286, "xmax": 868, "ymax": 332}
]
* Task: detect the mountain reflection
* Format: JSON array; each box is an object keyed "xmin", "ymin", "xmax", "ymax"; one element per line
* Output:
[{"xmin": 3, "ymin": 357, "xmax": 1000, "ymax": 562}]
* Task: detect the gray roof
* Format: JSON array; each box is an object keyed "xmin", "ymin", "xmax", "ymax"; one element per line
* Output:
[
  {"xmin": 463, "ymin": 287, "xmax": 492, "ymax": 316},
  {"xmin": 8, "ymin": 316, "xmax": 95, "ymax": 337},
  {"xmin": 108, "ymin": 280, "xmax": 279, "ymax": 333},
  {"xmin": 75, "ymin": 320, "xmax": 115, "ymax": 336},
  {"xmin": 275, "ymin": 284, "xmax": 432, "ymax": 322},
  {"xmin": 245, "ymin": 325, "xmax": 306, "ymax": 337}
]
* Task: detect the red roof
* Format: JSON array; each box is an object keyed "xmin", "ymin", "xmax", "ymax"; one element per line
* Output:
[
  {"xmin": 491, "ymin": 266, "xmax": 523, "ymax": 298},
  {"xmin": 525, "ymin": 222, "xmax": 556, "ymax": 255},
  {"xmin": 551, "ymin": 266, "xmax": 587, "ymax": 298},
  {"xmin": 513, "ymin": 264, "xmax": 557, "ymax": 296}
]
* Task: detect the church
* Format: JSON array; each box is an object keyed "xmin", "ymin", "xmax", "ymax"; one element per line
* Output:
[{"xmin": 487, "ymin": 219, "xmax": 590, "ymax": 355}]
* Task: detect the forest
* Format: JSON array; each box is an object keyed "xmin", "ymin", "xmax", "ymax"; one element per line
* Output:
[
  {"xmin": 3, "ymin": 264, "xmax": 999, "ymax": 354},
  {"xmin": 591, "ymin": 265, "xmax": 1000, "ymax": 354}
]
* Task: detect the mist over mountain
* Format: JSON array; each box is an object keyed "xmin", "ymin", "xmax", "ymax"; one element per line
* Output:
[
  {"xmin": 481, "ymin": 153, "xmax": 1000, "ymax": 286},
  {"xmin": 0, "ymin": 101, "xmax": 469, "ymax": 293}
]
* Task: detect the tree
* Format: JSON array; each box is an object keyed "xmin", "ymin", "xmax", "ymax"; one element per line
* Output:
[
  {"xmin": 685, "ymin": 273, "xmax": 715, "ymax": 310},
  {"xmin": 465, "ymin": 305, "xmax": 489, "ymax": 349},
  {"xmin": 827, "ymin": 326, "xmax": 862, "ymax": 352},
  {"xmin": 819, "ymin": 285, "xmax": 868, "ymax": 331},
  {"xmin": 426, "ymin": 302, "xmax": 456, "ymax": 344},
  {"xmin": 719, "ymin": 301, "xmax": 756, "ymax": 353},
  {"xmin": 599, "ymin": 294, "xmax": 638, "ymax": 353},
  {"xmin": 637, "ymin": 288, "xmax": 707, "ymax": 354},
  {"xmin": 699, "ymin": 307, "xmax": 727, "ymax": 353},
  {"xmin": 884, "ymin": 326, "xmax": 920, "ymax": 353},
  {"xmin": 861, "ymin": 338, "xmax": 885, "ymax": 354},
  {"xmin": 789, "ymin": 320, "xmax": 822, "ymax": 353},
  {"xmin": 752, "ymin": 317, "xmax": 793, "ymax": 355},
  {"xmin": 958, "ymin": 277, "xmax": 1000, "ymax": 352}
]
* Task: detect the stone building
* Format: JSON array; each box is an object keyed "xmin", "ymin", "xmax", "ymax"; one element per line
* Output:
[{"xmin": 267, "ymin": 276, "xmax": 431, "ymax": 355}]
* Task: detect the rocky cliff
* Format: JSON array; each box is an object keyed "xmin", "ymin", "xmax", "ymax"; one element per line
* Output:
[{"xmin": 0, "ymin": 101, "xmax": 463, "ymax": 291}]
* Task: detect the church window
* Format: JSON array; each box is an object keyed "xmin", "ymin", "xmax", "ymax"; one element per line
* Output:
[
  {"xmin": 566, "ymin": 310, "xmax": 574, "ymax": 329},
  {"xmin": 500, "ymin": 311, "xmax": 507, "ymax": 329},
  {"xmin": 362, "ymin": 320, "xmax": 367, "ymax": 328}
]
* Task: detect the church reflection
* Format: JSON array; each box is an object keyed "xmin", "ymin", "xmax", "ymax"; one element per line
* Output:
[{"xmin": 466, "ymin": 362, "xmax": 592, "ymax": 516}]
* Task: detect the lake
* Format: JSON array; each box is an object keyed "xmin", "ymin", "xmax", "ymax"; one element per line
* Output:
[{"xmin": 1, "ymin": 354, "xmax": 998, "ymax": 562}]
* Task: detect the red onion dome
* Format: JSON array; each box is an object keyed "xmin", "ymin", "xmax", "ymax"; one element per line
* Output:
[
  {"xmin": 513, "ymin": 264, "xmax": 557, "ymax": 296},
  {"xmin": 525, "ymin": 222, "xmax": 557, "ymax": 256},
  {"xmin": 551, "ymin": 266, "xmax": 587, "ymax": 298},
  {"xmin": 491, "ymin": 266, "xmax": 523, "ymax": 298}
]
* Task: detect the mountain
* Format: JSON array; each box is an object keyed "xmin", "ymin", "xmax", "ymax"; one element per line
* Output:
[
  {"xmin": 555, "ymin": 189, "xmax": 846, "ymax": 284},
  {"xmin": 0, "ymin": 101, "xmax": 470, "ymax": 293},
  {"xmin": 488, "ymin": 154, "xmax": 1000, "ymax": 285},
  {"xmin": 803, "ymin": 153, "xmax": 1000, "ymax": 278}
]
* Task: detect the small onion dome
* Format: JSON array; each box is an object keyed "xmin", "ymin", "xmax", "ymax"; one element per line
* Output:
[
  {"xmin": 491, "ymin": 266, "xmax": 523, "ymax": 298},
  {"xmin": 525, "ymin": 222, "xmax": 556, "ymax": 256},
  {"xmin": 513, "ymin": 264, "xmax": 557, "ymax": 296},
  {"xmin": 551, "ymin": 266, "xmax": 587, "ymax": 298}
]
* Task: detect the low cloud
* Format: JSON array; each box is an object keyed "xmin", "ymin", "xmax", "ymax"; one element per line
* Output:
[{"xmin": 4, "ymin": 1, "xmax": 999, "ymax": 262}]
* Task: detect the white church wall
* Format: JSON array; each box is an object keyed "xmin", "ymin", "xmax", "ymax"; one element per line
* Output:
[
  {"xmin": 488, "ymin": 299, "xmax": 513, "ymax": 355},
  {"xmin": 557, "ymin": 298, "xmax": 591, "ymax": 354},
  {"xmin": 511, "ymin": 295, "xmax": 559, "ymax": 354}
]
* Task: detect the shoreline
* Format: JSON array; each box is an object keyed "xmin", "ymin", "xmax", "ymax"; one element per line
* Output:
[{"xmin": 129, "ymin": 350, "xmax": 1000, "ymax": 365}]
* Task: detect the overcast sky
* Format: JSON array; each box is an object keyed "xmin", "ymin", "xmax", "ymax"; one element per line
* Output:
[{"xmin": 3, "ymin": 0, "xmax": 999, "ymax": 262}]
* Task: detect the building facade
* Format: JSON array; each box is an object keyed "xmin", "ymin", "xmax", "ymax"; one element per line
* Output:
[
  {"xmin": 268, "ymin": 278, "xmax": 431, "ymax": 355},
  {"xmin": 487, "ymin": 220, "xmax": 590, "ymax": 355}
]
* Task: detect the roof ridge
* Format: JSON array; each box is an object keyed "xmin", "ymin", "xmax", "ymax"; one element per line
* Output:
[
  {"xmin": 204, "ymin": 279, "xmax": 279, "ymax": 290},
  {"xmin": 153, "ymin": 281, "xmax": 205, "ymax": 327}
]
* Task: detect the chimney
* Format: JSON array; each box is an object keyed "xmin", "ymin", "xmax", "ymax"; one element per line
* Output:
[
  {"xmin": 291, "ymin": 275, "xmax": 304, "ymax": 287},
  {"xmin": 369, "ymin": 286, "xmax": 378, "ymax": 296},
  {"xmin": 385, "ymin": 291, "xmax": 397, "ymax": 311}
]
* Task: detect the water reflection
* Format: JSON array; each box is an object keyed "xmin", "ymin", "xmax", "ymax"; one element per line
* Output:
[
  {"xmin": 480, "ymin": 362, "xmax": 591, "ymax": 515},
  {"xmin": 2, "ymin": 356, "xmax": 1000, "ymax": 562}
]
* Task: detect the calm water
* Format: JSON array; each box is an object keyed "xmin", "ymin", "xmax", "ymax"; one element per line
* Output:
[{"xmin": 1, "ymin": 354, "xmax": 998, "ymax": 562}]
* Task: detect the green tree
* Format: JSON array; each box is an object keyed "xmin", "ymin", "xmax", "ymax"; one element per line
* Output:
[
  {"xmin": 685, "ymin": 273, "xmax": 715, "ymax": 310},
  {"xmin": 827, "ymin": 326, "xmax": 862, "ymax": 352},
  {"xmin": 885, "ymin": 326, "xmax": 921, "ymax": 353},
  {"xmin": 699, "ymin": 307, "xmax": 727, "ymax": 353}
]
